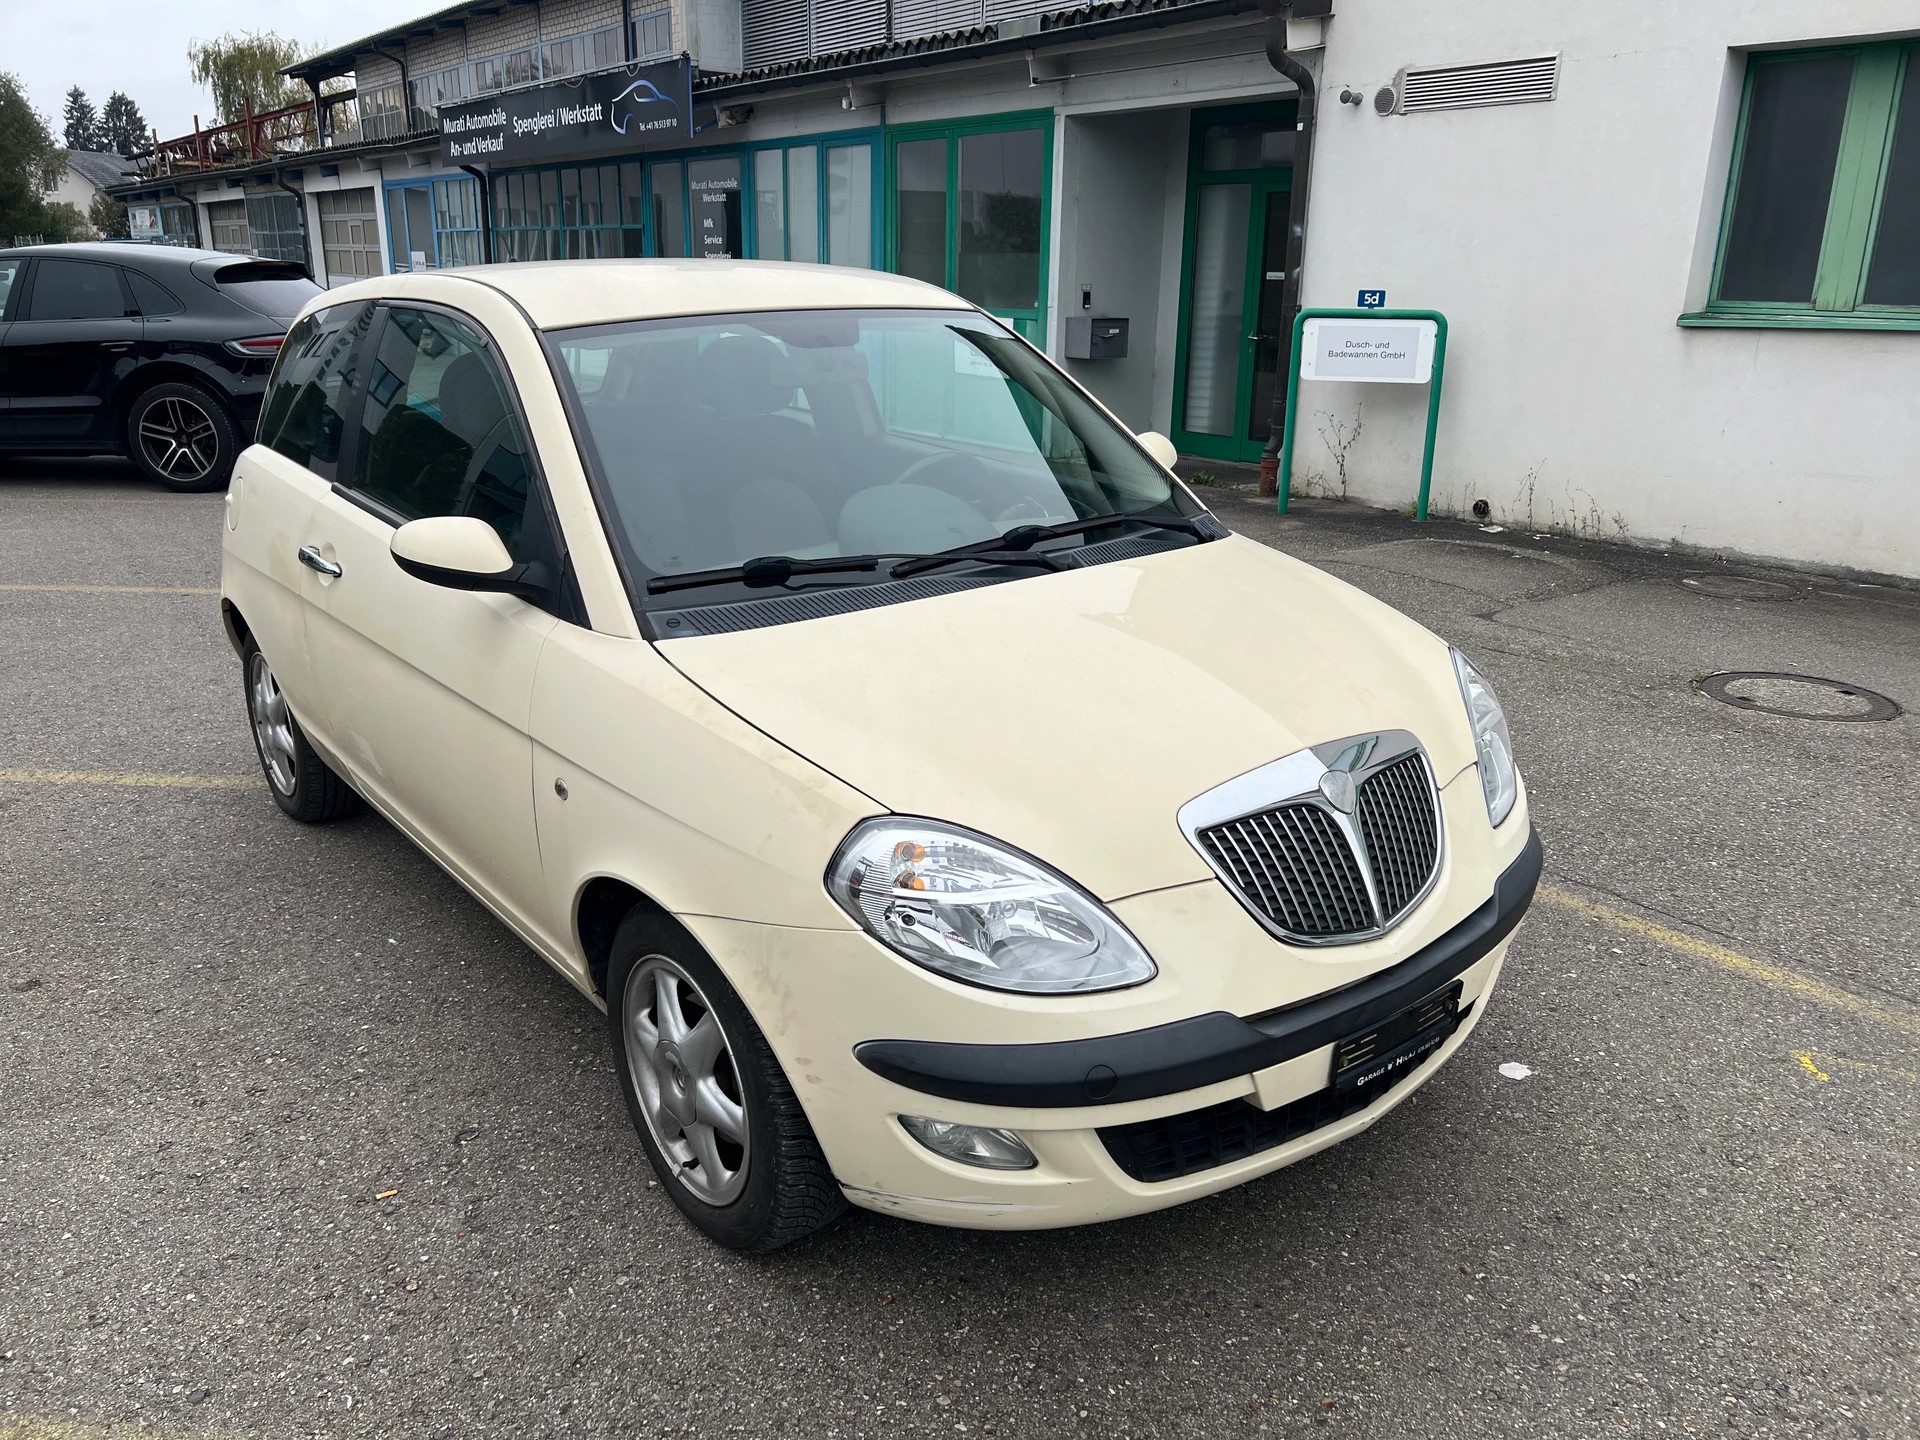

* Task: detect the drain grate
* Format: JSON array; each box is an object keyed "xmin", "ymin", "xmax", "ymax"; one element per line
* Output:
[
  {"xmin": 1698, "ymin": 672, "xmax": 1901, "ymax": 722},
  {"xmin": 1679, "ymin": 574, "xmax": 1806, "ymax": 602}
]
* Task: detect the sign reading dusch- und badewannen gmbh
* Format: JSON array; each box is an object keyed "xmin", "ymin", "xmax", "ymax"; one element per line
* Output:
[{"xmin": 438, "ymin": 60, "xmax": 693, "ymax": 167}]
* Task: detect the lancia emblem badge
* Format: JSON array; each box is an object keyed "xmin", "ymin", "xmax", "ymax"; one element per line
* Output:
[{"xmin": 1318, "ymin": 769, "xmax": 1357, "ymax": 814}]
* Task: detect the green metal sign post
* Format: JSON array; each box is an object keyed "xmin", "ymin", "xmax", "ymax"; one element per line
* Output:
[{"xmin": 1277, "ymin": 307, "xmax": 1449, "ymax": 520}]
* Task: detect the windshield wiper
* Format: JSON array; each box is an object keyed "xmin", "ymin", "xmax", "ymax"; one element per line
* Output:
[
  {"xmin": 889, "ymin": 512, "xmax": 1218, "ymax": 580},
  {"xmin": 647, "ymin": 554, "xmax": 890, "ymax": 595}
]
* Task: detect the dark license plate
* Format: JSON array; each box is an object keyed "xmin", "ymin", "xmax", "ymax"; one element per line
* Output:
[{"xmin": 1330, "ymin": 981, "xmax": 1464, "ymax": 1093}]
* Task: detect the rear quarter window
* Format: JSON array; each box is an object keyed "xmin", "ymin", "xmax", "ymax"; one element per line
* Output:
[
  {"xmin": 256, "ymin": 302, "xmax": 375, "ymax": 468},
  {"xmin": 207, "ymin": 260, "xmax": 322, "ymax": 324}
]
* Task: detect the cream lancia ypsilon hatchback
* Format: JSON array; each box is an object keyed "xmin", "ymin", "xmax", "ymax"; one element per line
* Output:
[{"xmin": 221, "ymin": 261, "xmax": 1539, "ymax": 1252}]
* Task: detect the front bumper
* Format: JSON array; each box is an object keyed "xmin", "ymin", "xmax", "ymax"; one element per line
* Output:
[{"xmin": 683, "ymin": 819, "xmax": 1540, "ymax": 1231}]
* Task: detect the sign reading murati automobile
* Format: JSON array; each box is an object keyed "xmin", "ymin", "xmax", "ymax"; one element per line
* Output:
[
  {"xmin": 437, "ymin": 60, "xmax": 692, "ymax": 166},
  {"xmin": 1299, "ymin": 318, "xmax": 1440, "ymax": 384}
]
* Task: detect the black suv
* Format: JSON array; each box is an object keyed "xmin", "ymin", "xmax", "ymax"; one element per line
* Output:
[{"xmin": 0, "ymin": 243, "xmax": 322, "ymax": 491}]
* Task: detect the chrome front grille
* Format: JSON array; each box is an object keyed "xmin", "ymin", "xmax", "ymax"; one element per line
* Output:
[
  {"xmin": 1181, "ymin": 734, "xmax": 1443, "ymax": 945},
  {"xmin": 1353, "ymin": 753, "xmax": 1442, "ymax": 920},
  {"xmin": 1197, "ymin": 805, "xmax": 1373, "ymax": 938}
]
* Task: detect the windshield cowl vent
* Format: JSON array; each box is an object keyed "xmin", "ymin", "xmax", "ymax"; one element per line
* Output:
[{"xmin": 1389, "ymin": 53, "xmax": 1559, "ymax": 115}]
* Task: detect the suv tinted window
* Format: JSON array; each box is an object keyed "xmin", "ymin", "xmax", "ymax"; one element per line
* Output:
[
  {"xmin": 126, "ymin": 270, "xmax": 183, "ymax": 316},
  {"xmin": 257, "ymin": 302, "xmax": 374, "ymax": 468},
  {"xmin": 26, "ymin": 259, "xmax": 127, "ymax": 320},
  {"xmin": 354, "ymin": 307, "xmax": 534, "ymax": 553},
  {"xmin": 210, "ymin": 260, "xmax": 323, "ymax": 323}
]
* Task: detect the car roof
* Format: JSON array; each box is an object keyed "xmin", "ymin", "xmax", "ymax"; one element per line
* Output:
[
  {"xmin": 318, "ymin": 259, "xmax": 976, "ymax": 331},
  {"xmin": 0, "ymin": 242, "xmax": 230, "ymax": 271}
]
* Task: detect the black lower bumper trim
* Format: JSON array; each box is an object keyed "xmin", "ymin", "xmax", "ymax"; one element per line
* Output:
[{"xmin": 853, "ymin": 826, "xmax": 1542, "ymax": 1108}]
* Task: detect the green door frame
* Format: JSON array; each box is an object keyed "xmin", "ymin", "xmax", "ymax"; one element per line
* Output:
[
  {"xmin": 884, "ymin": 110, "xmax": 1054, "ymax": 343},
  {"xmin": 1169, "ymin": 102, "xmax": 1298, "ymax": 463}
]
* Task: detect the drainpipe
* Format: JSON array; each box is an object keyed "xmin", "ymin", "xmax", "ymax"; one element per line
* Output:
[
  {"xmin": 1258, "ymin": 1, "xmax": 1321, "ymax": 496},
  {"xmin": 622, "ymin": 0, "xmax": 635, "ymax": 62},
  {"xmin": 461, "ymin": 163, "xmax": 494, "ymax": 265}
]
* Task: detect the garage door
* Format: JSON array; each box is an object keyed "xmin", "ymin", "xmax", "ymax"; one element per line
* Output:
[{"xmin": 317, "ymin": 188, "xmax": 381, "ymax": 287}]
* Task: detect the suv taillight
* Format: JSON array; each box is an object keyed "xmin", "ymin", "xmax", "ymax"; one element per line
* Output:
[{"xmin": 224, "ymin": 335, "xmax": 285, "ymax": 358}]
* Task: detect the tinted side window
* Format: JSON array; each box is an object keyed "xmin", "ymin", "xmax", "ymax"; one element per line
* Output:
[
  {"xmin": 0, "ymin": 259, "xmax": 20, "ymax": 319},
  {"xmin": 126, "ymin": 271, "xmax": 184, "ymax": 316},
  {"xmin": 257, "ymin": 302, "xmax": 374, "ymax": 468},
  {"xmin": 354, "ymin": 307, "xmax": 534, "ymax": 553},
  {"xmin": 26, "ymin": 260, "xmax": 128, "ymax": 321}
]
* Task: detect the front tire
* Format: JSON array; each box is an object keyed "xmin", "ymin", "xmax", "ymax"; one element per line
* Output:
[
  {"xmin": 608, "ymin": 911, "xmax": 845, "ymax": 1252},
  {"xmin": 242, "ymin": 641, "xmax": 360, "ymax": 823},
  {"xmin": 126, "ymin": 382, "xmax": 239, "ymax": 492}
]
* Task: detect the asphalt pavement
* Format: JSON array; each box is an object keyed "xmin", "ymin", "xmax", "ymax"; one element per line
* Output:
[{"xmin": 2, "ymin": 459, "xmax": 1916, "ymax": 1440}]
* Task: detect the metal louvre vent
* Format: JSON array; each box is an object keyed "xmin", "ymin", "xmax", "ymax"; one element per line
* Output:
[
  {"xmin": 742, "ymin": 0, "xmax": 810, "ymax": 68},
  {"xmin": 1397, "ymin": 53, "xmax": 1559, "ymax": 114},
  {"xmin": 1187, "ymin": 739, "xmax": 1442, "ymax": 945}
]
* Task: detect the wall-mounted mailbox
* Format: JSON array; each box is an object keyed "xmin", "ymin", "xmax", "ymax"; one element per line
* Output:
[{"xmin": 1065, "ymin": 316, "xmax": 1129, "ymax": 360}]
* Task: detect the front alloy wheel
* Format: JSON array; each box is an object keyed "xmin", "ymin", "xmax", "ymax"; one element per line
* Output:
[
  {"xmin": 607, "ymin": 912, "xmax": 844, "ymax": 1251},
  {"xmin": 622, "ymin": 955, "xmax": 751, "ymax": 1206}
]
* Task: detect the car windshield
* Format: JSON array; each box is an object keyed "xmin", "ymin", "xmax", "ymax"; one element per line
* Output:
[{"xmin": 549, "ymin": 308, "xmax": 1188, "ymax": 603}]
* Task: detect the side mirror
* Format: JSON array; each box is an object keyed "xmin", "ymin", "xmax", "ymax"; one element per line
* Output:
[
  {"xmin": 391, "ymin": 516, "xmax": 545, "ymax": 599},
  {"xmin": 1136, "ymin": 430, "xmax": 1179, "ymax": 471}
]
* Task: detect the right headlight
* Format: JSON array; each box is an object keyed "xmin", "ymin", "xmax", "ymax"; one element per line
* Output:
[
  {"xmin": 1452, "ymin": 648, "xmax": 1519, "ymax": 827},
  {"xmin": 825, "ymin": 817, "xmax": 1157, "ymax": 995}
]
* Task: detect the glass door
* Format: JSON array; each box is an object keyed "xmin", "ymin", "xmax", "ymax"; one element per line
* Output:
[
  {"xmin": 1172, "ymin": 106, "xmax": 1297, "ymax": 462},
  {"xmin": 887, "ymin": 113, "xmax": 1052, "ymax": 343}
]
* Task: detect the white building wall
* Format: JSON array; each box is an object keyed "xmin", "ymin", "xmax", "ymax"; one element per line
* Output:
[
  {"xmin": 45, "ymin": 168, "xmax": 101, "ymax": 211},
  {"xmin": 1301, "ymin": 0, "xmax": 1920, "ymax": 578}
]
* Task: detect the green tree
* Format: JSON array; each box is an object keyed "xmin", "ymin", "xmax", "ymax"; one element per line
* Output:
[
  {"xmin": 63, "ymin": 86, "xmax": 101, "ymax": 150},
  {"xmin": 0, "ymin": 72, "xmax": 61, "ymax": 244},
  {"xmin": 87, "ymin": 190, "xmax": 129, "ymax": 238},
  {"xmin": 100, "ymin": 91, "xmax": 147, "ymax": 156},
  {"xmin": 42, "ymin": 200, "xmax": 90, "ymax": 242},
  {"xmin": 187, "ymin": 32, "xmax": 307, "ymax": 124}
]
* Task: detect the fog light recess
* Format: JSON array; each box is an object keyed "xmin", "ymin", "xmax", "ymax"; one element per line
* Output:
[{"xmin": 899, "ymin": 1116, "xmax": 1037, "ymax": 1170}]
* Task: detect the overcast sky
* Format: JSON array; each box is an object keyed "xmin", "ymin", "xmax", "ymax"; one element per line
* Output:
[{"xmin": 12, "ymin": 1, "xmax": 411, "ymax": 145}]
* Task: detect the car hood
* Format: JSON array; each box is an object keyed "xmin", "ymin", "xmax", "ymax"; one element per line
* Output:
[{"xmin": 659, "ymin": 536, "xmax": 1479, "ymax": 900}]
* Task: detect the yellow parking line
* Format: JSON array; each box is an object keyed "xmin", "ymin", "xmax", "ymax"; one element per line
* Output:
[
  {"xmin": 0, "ymin": 583, "xmax": 218, "ymax": 595},
  {"xmin": 1792, "ymin": 1050, "xmax": 1920, "ymax": 1086},
  {"xmin": 1536, "ymin": 882, "xmax": 1920, "ymax": 1039},
  {"xmin": 0, "ymin": 1419, "xmax": 232, "ymax": 1440},
  {"xmin": 0, "ymin": 768, "xmax": 257, "ymax": 790}
]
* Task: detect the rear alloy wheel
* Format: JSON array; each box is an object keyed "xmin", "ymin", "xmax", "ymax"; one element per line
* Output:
[
  {"xmin": 242, "ymin": 641, "xmax": 361, "ymax": 823},
  {"xmin": 608, "ymin": 912, "xmax": 845, "ymax": 1252},
  {"xmin": 127, "ymin": 382, "xmax": 239, "ymax": 492}
]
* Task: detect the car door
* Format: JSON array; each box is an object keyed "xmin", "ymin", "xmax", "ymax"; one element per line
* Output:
[
  {"xmin": 0, "ymin": 257, "xmax": 143, "ymax": 447},
  {"xmin": 0, "ymin": 256, "xmax": 22, "ymax": 415},
  {"xmin": 299, "ymin": 302, "xmax": 564, "ymax": 932},
  {"xmin": 223, "ymin": 300, "xmax": 377, "ymax": 718}
]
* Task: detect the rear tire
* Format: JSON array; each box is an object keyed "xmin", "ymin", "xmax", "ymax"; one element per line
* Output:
[
  {"xmin": 126, "ymin": 381, "xmax": 239, "ymax": 492},
  {"xmin": 242, "ymin": 640, "xmax": 360, "ymax": 823},
  {"xmin": 608, "ymin": 910, "xmax": 846, "ymax": 1252}
]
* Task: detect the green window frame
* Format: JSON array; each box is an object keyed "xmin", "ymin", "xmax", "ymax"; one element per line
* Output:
[
  {"xmin": 884, "ymin": 111, "xmax": 1054, "ymax": 343},
  {"xmin": 1685, "ymin": 39, "xmax": 1920, "ymax": 331}
]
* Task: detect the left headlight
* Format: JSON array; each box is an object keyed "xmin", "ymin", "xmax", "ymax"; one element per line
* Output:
[
  {"xmin": 1452, "ymin": 648, "xmax": 1518, "ymax": 826},
  {"xmin": 826, "ymin": 818, "xmax": 1157, "ymax": 995}
]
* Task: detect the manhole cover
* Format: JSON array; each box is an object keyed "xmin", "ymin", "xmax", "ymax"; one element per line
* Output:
[
  {"xmin": 1678, "ymin": 573, "xmax": 1806, "ymax": 601},
  {"xmin": 1698, "ymin": 671, "xmax": 1901, "ymax": 722}
]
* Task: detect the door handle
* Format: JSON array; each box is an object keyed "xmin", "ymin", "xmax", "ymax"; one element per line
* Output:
[
  {"xmin": 103, "ymin": 341, "xmax": 133, "ymax": 353},
  {"xmin": 297, "ymin": 545, "xmax": 343, "ymax": 578}
]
